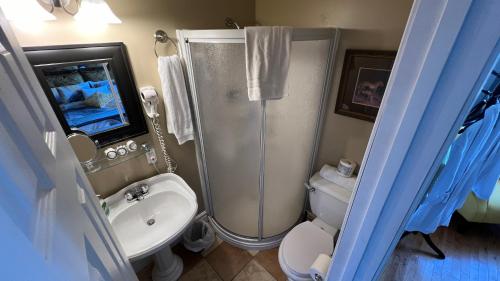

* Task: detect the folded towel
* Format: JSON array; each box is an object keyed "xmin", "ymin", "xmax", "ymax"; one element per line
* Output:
[
  {"xmin": 158, "ymin": 55, "xmax": 193, "ymax": 145},
  {"xmin": 244, "ymin": 26, "xmax": 292, "ymax": 101},
  {"xmin": 319, "ymin": 164, "xmax": 357, "ymax": 191}
]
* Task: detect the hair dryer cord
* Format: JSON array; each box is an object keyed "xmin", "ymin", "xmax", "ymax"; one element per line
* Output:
[{"xmin": 151, "ymin": 117, "xmax": 176, "ymax": 173}]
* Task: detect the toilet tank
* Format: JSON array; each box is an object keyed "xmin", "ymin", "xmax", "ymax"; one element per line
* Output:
[{"xmin": 308, "ymin": 173, "xmax": 353, "ymax": 229}]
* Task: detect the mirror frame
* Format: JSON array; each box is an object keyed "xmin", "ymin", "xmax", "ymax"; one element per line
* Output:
[{"xmin": 24, "ymin": 42, "xmax": 148, "ymax": 147}]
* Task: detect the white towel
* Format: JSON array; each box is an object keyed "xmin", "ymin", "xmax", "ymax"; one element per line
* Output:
[
  {"xmin": 319, "ymin": 164, "xmax": 357, "ymax": 191},
  {"xmin": 157, "ymin": 55, "xmax": 193, "ymax": 145},
  {"xmin": 244, "ymin": 26, "xmax": 292, "ymax": 101}
]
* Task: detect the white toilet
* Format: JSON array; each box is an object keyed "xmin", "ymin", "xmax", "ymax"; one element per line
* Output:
[{"xmin": 278, "ymin": 172, "xmax": 354, "ymax": 281}]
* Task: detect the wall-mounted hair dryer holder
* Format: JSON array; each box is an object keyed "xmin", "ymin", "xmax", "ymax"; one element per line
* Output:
[{"xmin": 140, "ymin": 86, "xmax": 160, "ymax": 118}]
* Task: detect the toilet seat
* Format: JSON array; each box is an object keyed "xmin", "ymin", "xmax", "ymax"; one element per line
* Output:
[{"xmin": 279, "ymin": 221, "xmax": 334, "ymax": 280}]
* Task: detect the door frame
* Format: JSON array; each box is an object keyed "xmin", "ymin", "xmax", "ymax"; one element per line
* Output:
[{"xmin": 329, "ymin": 0, "xmax": 500, "ymax": 280}]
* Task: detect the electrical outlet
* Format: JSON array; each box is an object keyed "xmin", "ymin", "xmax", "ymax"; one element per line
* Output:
[{"xmin": 146, "ymin": 147, "xmax": 157, "ymax": 164}]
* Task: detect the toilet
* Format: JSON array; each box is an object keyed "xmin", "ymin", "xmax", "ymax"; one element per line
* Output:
[{"xmin": 278, "ymin": 172, "xmax": 354, "ymax": 281}]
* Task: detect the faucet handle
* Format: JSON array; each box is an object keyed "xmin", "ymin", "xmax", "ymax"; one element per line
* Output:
[
  {"xmin": 140, "ymin": 184, "xmax": 149, "ymax": 194},
  {"xmin": 124, "ymin": 192, "xmax": 134, "ymax": 201}
]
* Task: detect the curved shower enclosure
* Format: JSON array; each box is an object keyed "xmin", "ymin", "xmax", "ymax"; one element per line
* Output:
[{"xmin": 178, "ymin": 28, "xmax": 339, "ymax": 249}]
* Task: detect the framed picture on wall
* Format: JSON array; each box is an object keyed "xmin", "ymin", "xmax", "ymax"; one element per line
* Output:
[{"xmin": 335, "ymin": 49, "xmax": 397, "ymax": 122}]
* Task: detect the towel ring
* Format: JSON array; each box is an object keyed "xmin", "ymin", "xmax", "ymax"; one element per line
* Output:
[{"xmin": 154, "ymin": 29, "xmax": 178, "ymax": 58}]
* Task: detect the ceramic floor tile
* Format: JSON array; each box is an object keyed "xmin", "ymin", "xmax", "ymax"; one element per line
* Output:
[
  {"xmin": 254, "ymin": 248, "xmax": 288, "ymax": 281},
  {"xmin": 202, "ymin": 236, "xmax": 224, "ymax": 257},
  {"xmin": 206, "ymin": 242, "xmax": 252, "ymax": 281},
  {"xmin": 179, "ymin": 259, "xmax": 222, "ymax": 281},
  {"xmin": 233, "ymin": 260, "xmax": 277, "ymax": 281},
  {"xmin": 247, "ymin": 249, "xmax": 260, "ymax": 257}
]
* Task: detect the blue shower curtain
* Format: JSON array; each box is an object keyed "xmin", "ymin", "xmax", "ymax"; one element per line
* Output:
[{"xmin": 406, "ymin": 102, "xmax": 500, "ymax": 234}]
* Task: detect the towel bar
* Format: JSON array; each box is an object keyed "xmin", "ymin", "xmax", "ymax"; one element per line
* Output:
[{"xmin": 154, "ymin": 29, "xmax": 178, "ymax": 57}]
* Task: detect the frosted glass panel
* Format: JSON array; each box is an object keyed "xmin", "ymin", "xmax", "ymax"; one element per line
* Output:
[
  {"xmin": 263, "ymin": 40, "xmax": 331, "ymax": 237},
  {"xmin": 190, "ymin": 43, "xmax": 261, "ymax": 237}
]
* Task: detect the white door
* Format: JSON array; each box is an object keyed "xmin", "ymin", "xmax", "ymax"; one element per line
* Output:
[
  {"xmin": 329, "ymin": 0, "xmax": 500, "ymax": 280},
  {"xmin": 0, "ymin": 13, "xmax": 136, "ymax": 281}
]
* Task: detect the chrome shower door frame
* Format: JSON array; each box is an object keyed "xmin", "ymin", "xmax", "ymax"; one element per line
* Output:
[{"xmin": 178, "ymin": 28, "xmax": 340, "ymax": 249}]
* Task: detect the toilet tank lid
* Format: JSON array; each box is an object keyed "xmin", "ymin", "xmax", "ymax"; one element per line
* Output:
[{"xmin": 309, "ymin": 173, "xmax": 352, "ymax": 203}]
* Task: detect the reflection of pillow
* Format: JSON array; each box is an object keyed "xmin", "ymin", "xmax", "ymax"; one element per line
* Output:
[
  {"xmin": 89, "ymin": 80, "xmax": 118, "ymax": 92},
  {"xmin": 56, "ymin": 82, "xmax": 91, "ymax": 103},
  {"xmin": 89, "ymin": 80, "xmax": 106, "ymax": 88},
  {"xmin": 59, "ymin": 101, "xmax": 87, "ymax": 111},
  {"xmin": 80, "ymin": 68, "xmax": 108, "ymax": 82},
  {"xmin": 83, "ymin": 86, "xmax": 116, "ymax": 108},
  {"xmin": 87, "ymin": 81, "xmax": 120, "ymax": 105},
  {"xmin": 45, "ymin": 72, "xmax": 85, "ymax": 88}
]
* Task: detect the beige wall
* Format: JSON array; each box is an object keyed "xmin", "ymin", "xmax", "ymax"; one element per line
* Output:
[
  {"xmin": 12, "ymin": 0, "xmax": 255, "ymax": 209},
  {"xmin": 12, "ymin": 0, "xmax": 412, "ymax": 210},
  {"xmin": 256, "ymin": 0, "xmax": 413, "ymax": 171}
]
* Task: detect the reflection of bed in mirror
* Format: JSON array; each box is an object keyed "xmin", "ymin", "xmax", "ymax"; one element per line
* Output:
[
  {"xmin": 45, "ymin": 63, "xmax": 128, "ymax": 136},
  {"xmin": 24, "ymin": 43, "xmax": 148, "ymax": 147}
]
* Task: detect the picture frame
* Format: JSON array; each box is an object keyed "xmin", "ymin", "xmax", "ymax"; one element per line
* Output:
[
  {"xmin": 335, "ymin": 49, "xmax": 397, "ymax": 122},
  {"xmin": 24, "ymin": 43, "xmax": 148, "ymax": 147}
]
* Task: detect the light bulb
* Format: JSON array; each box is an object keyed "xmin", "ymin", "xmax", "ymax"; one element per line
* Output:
[
  {"xmin": 0, "ymin": 0, "xmax": 55, "ymax": 22},
  {"xmin": 73, "ymin": 0, "xmax": 121, "ymax": 24}
]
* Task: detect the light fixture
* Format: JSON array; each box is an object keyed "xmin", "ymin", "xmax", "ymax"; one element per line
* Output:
[
  {"xmin": 40, "ymin": 0, "xmax": 80, "ymax": 16},
  {"xmin": 0, "ymin": 0, "xmax": 56, "ymax": 21},
  {"xmin": 73, "ymin": 0, "xmax": 121, "ymax": 24},
  {"xmin": 0, "ymin": 0, "xmax": 121, "ymax": 24},
  {"xmin": 48, "ymin": 0, "xmax": 121, "ymax": 23}
]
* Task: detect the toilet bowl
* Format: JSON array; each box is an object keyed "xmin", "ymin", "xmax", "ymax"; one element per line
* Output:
[
  {"xmin": 279, "ymin": 220, "xmax": 334, "ymax": 281},
  {"xmin": 278, "ymin": 172, "xmax": 354, "ymax": 281}
]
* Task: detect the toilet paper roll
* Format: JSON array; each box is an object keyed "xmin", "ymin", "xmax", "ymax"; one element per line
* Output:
[
  {"xmin": 336, "ymin": 158, "xmax": 356, "ymax": 178},
  {"xmin": 309, "ymin": 253, "xmax": 331, "ymax": 281}
]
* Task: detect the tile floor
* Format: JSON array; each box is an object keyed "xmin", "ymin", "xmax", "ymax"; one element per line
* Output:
[{"xmin": 137, "ymin": 240, "xmax": 287, "ymax": 281}]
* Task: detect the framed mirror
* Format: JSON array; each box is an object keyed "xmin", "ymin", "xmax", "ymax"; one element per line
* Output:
[{"xmin": 24, "ymin": 43, "xmax": 148, "ymax": 147}]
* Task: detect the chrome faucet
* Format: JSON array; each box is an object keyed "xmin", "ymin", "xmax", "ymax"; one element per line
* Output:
[{"xmin": 124, "ymin": 184, "xmax": 149, "ymax": 202}]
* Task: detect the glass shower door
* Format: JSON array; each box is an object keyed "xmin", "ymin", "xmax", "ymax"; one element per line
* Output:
[
  {"xmin": 263, "ymin": 39, "xmax": 332, "ymax": 237},
  {"xmin": 189, "ymin": 42, "xmax": 261, "ymax": 237},
  {"xmin": 181, "ymin": 28, "xmax": 339, "ymax": 247}
]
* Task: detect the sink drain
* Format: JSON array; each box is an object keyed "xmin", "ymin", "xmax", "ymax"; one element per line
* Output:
[{"xmin": 147, "ymin": 218, "xmax": 155, "ymax": 226}]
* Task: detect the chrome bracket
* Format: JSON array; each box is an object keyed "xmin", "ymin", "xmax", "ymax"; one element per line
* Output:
[
  {"xmin": 313, "ymin": 274, "xmax": 323, "ymax": 281},
  {"xmin": 305, "ymin": 182, "xmax": 316, "ymax": 192}
]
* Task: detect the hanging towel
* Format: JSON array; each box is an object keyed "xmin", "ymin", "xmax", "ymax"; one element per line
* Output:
[
  {"xmin": 406, "ymin": 103, "xmax": 500, "ymax": 234},
  {"xmin": 244, "ymin": 26, "xmax": 292, "ymax": 101},
  {"xmin": 472, "ymin": 108, "xmax": 500, "ymax": 200},
  {"xmin": 472, "ymin": 142, "xmax": 500, "ymax": 199},
  {"xmin": 158, "ymin": 55, "xmax": 193, "ymax": 145}
]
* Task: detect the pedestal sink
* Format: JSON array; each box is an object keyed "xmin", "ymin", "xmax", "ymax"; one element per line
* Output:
[{"xmin": 106, "ymin": 173, "xmax": 197, "ymax": 281}]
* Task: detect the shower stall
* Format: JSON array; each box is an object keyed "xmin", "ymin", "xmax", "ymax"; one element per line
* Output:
[{"xmin": 178, "ymin": 28, "xmax": 339, "ymax": 249}]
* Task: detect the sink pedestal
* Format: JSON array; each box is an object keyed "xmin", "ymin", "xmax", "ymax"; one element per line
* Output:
[{"xmin": 152, "ymin": 246, "xmax": 183, "ymax": 281}]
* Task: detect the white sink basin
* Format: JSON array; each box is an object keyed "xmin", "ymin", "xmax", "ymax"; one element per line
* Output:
[{"xmin": 106, "ymin": 173, "xmax": 197, "ymax": 280}]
